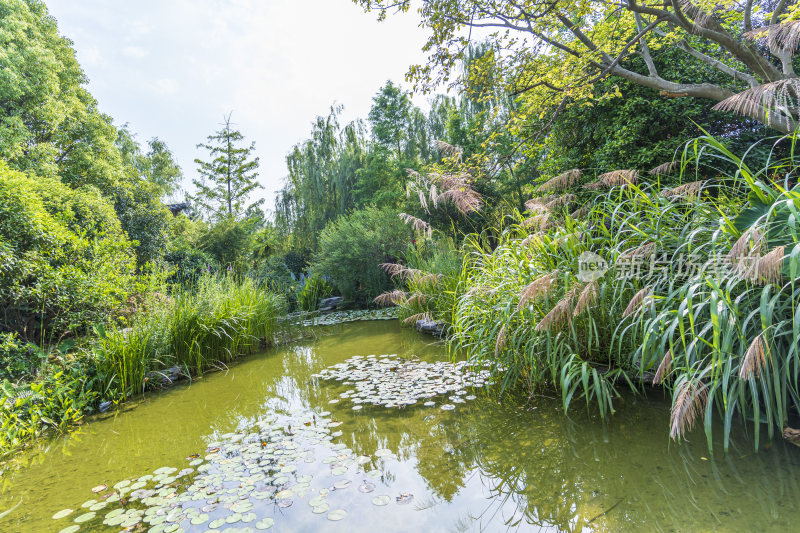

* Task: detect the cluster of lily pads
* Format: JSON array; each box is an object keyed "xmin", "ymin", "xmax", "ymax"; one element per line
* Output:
[
  {"xmin": 313, "ymin": 355, "xmax": 494, "ymax": 411},
  {"xmin": 51, "ymin": 410, "xmax": 410, "ymax": 532},
  {"xmin": 304, "ymin": 308, "xmax": 397, "ymax": 327}
]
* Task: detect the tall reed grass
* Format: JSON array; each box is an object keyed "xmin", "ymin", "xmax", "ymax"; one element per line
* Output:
[
  {"xmin": 95, "ymin": 274, "xmax": 286, "ymax": 400},
  {"xmin": 392, "ymin": 133, "xmax": 800, "ymax": 451}
]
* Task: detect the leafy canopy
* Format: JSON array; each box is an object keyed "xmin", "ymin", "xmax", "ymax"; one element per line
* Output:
[{"xmin": 355, "ymin": 0, "xmax": 800, "ymax": 131}]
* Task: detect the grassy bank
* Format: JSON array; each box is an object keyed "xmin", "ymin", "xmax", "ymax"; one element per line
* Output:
[{"xmin": 0, "ymin": 275, "xmax": 286, "ymax": 458}]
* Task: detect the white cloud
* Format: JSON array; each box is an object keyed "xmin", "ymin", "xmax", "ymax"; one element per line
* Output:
[
  {"xmin": 122, "ymin": 45, "xmax": 148, "ymax": 59},
  {"xmin": 152, "ymin": 78, "xmax": 180, "ymax": 95}
]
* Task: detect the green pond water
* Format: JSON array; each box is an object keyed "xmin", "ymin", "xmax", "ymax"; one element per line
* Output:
[{"xmin": 2, "ymin": 320, "xmax": 800, "ymax": 532}]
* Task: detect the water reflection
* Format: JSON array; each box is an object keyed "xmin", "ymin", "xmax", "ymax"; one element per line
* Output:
[{"xmin": 1, "ymin": 321, "xmax": 799, "ymax": 532}]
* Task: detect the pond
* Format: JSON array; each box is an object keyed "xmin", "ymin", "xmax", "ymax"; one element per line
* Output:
[{"xmin": 2, "ymin": 320, "xmax": 800, "ymax": 532}]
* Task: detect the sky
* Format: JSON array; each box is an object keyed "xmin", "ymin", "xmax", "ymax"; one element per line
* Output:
[{"xmin": 46, "ymin": 0, "xmax": 434, "ymax": 209}]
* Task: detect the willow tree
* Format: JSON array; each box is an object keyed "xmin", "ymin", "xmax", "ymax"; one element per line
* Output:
[
  {"xmin": 274, "ymin": 105, "xmax": 367, "ymax": 249},
  {"xmin": 355, "ymin": 0, "xmax": 800, "ymax": 132}
]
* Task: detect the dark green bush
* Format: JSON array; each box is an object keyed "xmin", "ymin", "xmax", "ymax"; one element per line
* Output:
[
  {"xmin": 310, "ymin": 207, "xmax": 411, "ymax": 302},
  {"xmin": 0, "ymin": 332, "xmax": 39, "ymax": 382},
  {"xmin": 283, "ymin": 249, "xmax": 309, "ymax": 277},
  {"xmin": 164, "ymin": 244, "xmax": 217, "ymax": 284},
  {"xmin": 0, "ymin": 164, "xmax": 136, "ymax": 342},
  {"xmin": 198, "ymin": 217, "xmax": 256, "ymax": 271}
]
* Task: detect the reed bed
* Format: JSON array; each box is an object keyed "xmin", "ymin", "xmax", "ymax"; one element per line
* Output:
[
  {"xmin": 96, "ymin": 274, "xmax": 286, "ymax": 400},
  {"xmin": 389, "ymin": 133, "xmax": 800, "ymax": 451}
]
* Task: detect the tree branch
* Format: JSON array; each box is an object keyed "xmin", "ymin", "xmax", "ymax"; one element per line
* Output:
[
  {"xmin": 670, "ymin": 0, "xmax": 783, "ymax": 82},
  {"xmin": 744, "ymin": 0, "xmax": 753, "ymax": 32},
  {"xmin": 633, "ymin": 10, "xmax": 658, "ymax": 77},
  {"xmin": 671, "ymin": 36, "xmax": 760, "ymax": 87},
  {"xmin": 771, "ymin": 0, "xmax": 790, "ymax": 25}
]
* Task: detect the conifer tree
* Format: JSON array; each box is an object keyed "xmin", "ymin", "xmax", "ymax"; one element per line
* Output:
[{"xmin": 191, "ymin": 113, "xmax": 261, "ymax": 219}]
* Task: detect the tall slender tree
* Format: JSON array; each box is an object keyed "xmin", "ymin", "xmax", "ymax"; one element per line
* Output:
[{"xmin": 191, "ymin": 113, "xmax": 261, "ymax": 219}]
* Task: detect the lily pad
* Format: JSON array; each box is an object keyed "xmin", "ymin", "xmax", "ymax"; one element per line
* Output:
[
  {"xmin": 309, "ymin": 496, "xmax": 327, "ymax": 507},
  {"xmin": 327, "ymin": 509, "xmax": 347, "ymax": 521},
  {"xmin": 52, "ymin": 509, "xmax": 73, "ymax": 520},
  {"xmin": 255, "ymin": 517, "xmax": 275, "ymax": 529},
  {"xmin": 372, "ymin": 495, "xmax": 391, "ymax": 506},
  {"xmin": 74, "ymin": 512, "xmax": 95, "ymax": 523},
  {"xmin": 209, "ymin": 518, "xmax": 227, "ymax": 529},
  {"xmin": 190, "ymin": 513, "xmax": 209, "ymax": 525},
  {"xmin": 312, "ymin": 503, "xmax": 330, "ymax": 514}
]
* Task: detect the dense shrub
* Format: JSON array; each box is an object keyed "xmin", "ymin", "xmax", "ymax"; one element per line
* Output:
[
  {"xmin": 198, "ymin": 217, "xmax": 256, "ymax": 270},
  {"xmin": 310, "ymin": 207, "xmax": 411, "ymax": 302},
  {"xmin": 0, "ymin": 332, "xmax": 39, "ymax": 382},
  {"xmin": 0, "ymin": 350, "xmax": 102, "ymax": 456},
  {"xmin": 283, "ymin": 249, "xmax": 309, "ymax": 277},
  {"xmin": 0, "ymin": 165, "xmax": 136, "ymax": 342},
  {"xmin": 164, "ymin": 244, "xmax": 216, "ymax": 284},
  {"xmin": 113, "ymin": 181, "xmax": 173, "ymax": 268}
]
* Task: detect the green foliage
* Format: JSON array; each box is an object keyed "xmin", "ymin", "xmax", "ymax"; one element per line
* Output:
[
  {"xmin": 113, "ymin": 181, "xmax": 173, "ymax": 268},
  {"xmin": 256, "ymin": 256, "xmax": 298, "ymax": 311},
  {"xmin": 283, "ymin": 250, "xmax": 308, "ymax": 277},
  {"xmin": 162, "ymin": 214, "xmax": 214, "ymax": 283},
  {"xmin": 0, "ymin": 332, "xmax": 39, "ymax": 382},
  {"xmin": 95, "ymin": 275, "xmax": 286, "ymax": 399},
  {"xmin": 0, "ymin": 0, "xmax": 120, "ymax": 190},
  {"xmin": 353, "ymin": 145, "xmax": 406, "ymax": 209},
  {"xmin": 115, "ymin": 126, "xmax": 183, "ymax": 197},
  {"xmin": 355, "ymin": 0, "xmax": 798, "ymax": 132},
  {"xmin": 369, "ymin": 81, "xmax": 411, "ymax": 154},
  {"xmin": 190, "ymin": 113, "xmax": 262, "ymax": 219},
  {"xmin": 310, "ymin": 207, "xmax": 411, "ymax": 302},
  {"xmin": 298, "ymin": 275, "xmax": 336, "ymax": 312},
  {"xmin": 449, "ymin": 218, "xmax": 639, "ymax": 416},
  {"xmin": 275, "ymin": 105, "xmax": 368, "ymax": 250},
  {"xmin": 198, "ymin": 217, "xmax": 258, "ymax": 271},
  {"xmin": 0, "ymin": 164, "xmax": 136, "ymax": 342},
  {"xmin": 0, "ymin": 351, "xmax": 101, "ymax": 457},
  {"xmin": 164, "ymin": 245, "xmax": 216, "ymax": 284},
  {"xmin": 439, "ymin": 133, "xmax": 800, "ymax": 451},
  {"xmin": 540, "ymin": 52, "xmax": 766, "ymax": 175},
  {"xmin": 394, "ymin": 238, "xmax": 462, "ymax": 327}
]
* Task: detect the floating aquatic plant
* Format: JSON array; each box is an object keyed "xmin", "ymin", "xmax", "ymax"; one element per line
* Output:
[
  {"xmin": 312, "ymin": 355, "xmax": 495, "ymax": 411},
  {"xmin": 301, "ymin": 308, "xmax": 398, "ymax": 327},
  {"xmin": 49, "ymin": 407, "xmax": 421, "ymax": 531}
]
